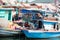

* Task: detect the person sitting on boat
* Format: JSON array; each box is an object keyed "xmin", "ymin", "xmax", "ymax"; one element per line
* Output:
[
  {"xmin": 8, "ymin": 21, "xmax": 23, "ymax": 30},
  {"xmin": 35, "ymin": 12, "xmax": 44, "ymax": 30},
  {"xmin": 24, "ymin": 22, "xmax": 34, "ymax": 30},
  {"xmin": 53, "ymin": 23, "xmax": 59, "ymax": 31}
]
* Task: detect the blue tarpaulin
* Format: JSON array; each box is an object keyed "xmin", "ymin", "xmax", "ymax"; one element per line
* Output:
[{"xmin": 20, "ymin": 9, "xmax": 31, "ymax": 14}]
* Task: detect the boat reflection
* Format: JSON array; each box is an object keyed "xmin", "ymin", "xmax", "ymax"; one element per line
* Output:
[{"xmin": 0, "ymin": 37, "xmax": 60, "ymax": 40}]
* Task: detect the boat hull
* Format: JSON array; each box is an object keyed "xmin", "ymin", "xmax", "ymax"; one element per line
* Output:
[
  {"xmin": 22, "ymin": 30, "xmax": 60, "ymax": 38},
  {"xmin": 0, "ymin": 29, "xmax": 21, "ymax": 36}
]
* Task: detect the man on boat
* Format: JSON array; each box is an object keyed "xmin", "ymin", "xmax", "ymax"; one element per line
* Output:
[
  {"xmin": 12, "ymin": 11, "xmax": 24, "ymax": 27},
  {"xmin": 35, "ymin": 12, "xmax": 44, "ymax": 30},
  {"xmin": 23, "ymin": 22, "xmax": 34, "ymax": 30}
]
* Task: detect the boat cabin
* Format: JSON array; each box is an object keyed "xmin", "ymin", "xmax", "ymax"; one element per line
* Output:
[{"xmin": 0, "ymin": 8, "xmax": 13, "ymax": 28}]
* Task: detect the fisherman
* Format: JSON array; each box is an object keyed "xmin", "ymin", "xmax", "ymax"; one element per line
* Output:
[
  {"xmin": 37, "ymin": 21, "xmax": 44, "ymax": 30},
  {"xmin": 24, "ymin": 22, "xmax": 34, "ymax": 29},
  {"xmin": 12, "ymin": 12, "xmax": 23, "ymax": 27},
  {"xmin": 35, "ymin": 12, "xmax": 44, "ymax": 30},
  {"xmin": 57, "ymin": 13, "xmax": 60, "ymax": 31},
  {"xmin": 53, "ymin": 23, "xmax": 58, "ymax": 31},
  {"xmin": 24, "ymin": 22, "xmax": 30, "ymax": 29}
]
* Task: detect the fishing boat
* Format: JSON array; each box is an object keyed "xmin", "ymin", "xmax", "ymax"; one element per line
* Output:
[
  {"xmin": 20, "ymin": 7, "xmax": 60, "ymax": 38},
  {"xmin": 22, "ymin": 20, "xmax": 59, "ymax": 38},
  {"xmin": 22, "ymin": 30, "xmax": 60, "ymax": 38},
  {"xmin": 0, "ymin": 8, "xmax": 21, "ymax": 36}
]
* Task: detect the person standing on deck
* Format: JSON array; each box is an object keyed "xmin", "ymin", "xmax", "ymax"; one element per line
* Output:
[
  {"xmin": 35, "ymin": 12, "xmax": 44, "ymax": 30},
  {"xmin": 56, "ymin": 13, "xmax": 60, "ymax": 31},
  {"xmin": 12, "ymin": 12, "xmax": 23, "ymax": 27}
]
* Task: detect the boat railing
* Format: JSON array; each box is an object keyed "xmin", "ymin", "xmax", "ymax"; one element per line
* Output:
[{"xmin": 27, "ymin": 30, "xmax": 60, "ymax": 32}]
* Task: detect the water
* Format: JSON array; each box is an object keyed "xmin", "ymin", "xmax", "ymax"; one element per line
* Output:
[{"xmin": 0, "ymin": 37, "xmax": 60, "ymax": 40}]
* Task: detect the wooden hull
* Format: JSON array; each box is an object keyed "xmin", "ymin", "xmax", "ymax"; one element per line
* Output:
[
  {"xmin": 22, "ymin": 30, "xmax": 60, "ymax": 38},
  {"xmin": 0, "ymin": 29, "xmax": 21, "ymax": 36}
]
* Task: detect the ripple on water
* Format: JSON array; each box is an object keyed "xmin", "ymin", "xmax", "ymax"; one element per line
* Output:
[{"xmin": 0, "ymin": 37, "xmax": 60, "ymax": 40}]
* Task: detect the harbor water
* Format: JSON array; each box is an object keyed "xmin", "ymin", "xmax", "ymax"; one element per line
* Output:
[{"xmin": 0, "ymin": 36, "xmax": 60, "ymax": 40}]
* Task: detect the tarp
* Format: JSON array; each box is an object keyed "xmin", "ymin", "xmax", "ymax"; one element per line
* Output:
[{"xmin": 21, "ymin": 9, "xmax": 31, "ymax": 14}]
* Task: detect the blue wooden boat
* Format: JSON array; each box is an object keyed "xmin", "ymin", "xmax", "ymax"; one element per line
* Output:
[
  {"xmin": 21, "ymin": 9, "xmax": 59, "ymax": 38},
  {"xmin": 22, "ymin": 30, "xmax": 60, "ymax": 38},
  {"xmin": 22, "ymin": 20, "xmax": 59, "ymax": 38}
]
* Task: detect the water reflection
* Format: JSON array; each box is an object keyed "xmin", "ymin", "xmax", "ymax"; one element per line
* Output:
[
  {"xmin": 0, "ymin": 37, "xmax": 60, "ymax": 40},
  {"xmin": 0, "ymin": 37, "xmax": 20, "ymax": 40},
  {"xmin": 49, "ymin": 37, "xmax": 60, "ymax": 40},
  {"xmin": 30, "ymin": 37, "xmax": 60, "ymax": 40}
]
